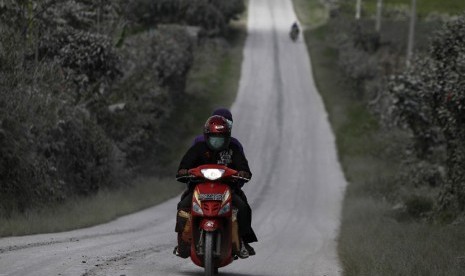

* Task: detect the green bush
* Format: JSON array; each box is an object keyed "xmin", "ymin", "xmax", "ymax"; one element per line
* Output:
[
  {"xmin": 125, "ymin": 0, "xmax": 245, "ymax": 36},
  {"xmin": 95, "ymin": 26, "xmax": 194, "ymax": 166},
  {"xmin": 405, "ymin": 195, "xmax": 434, "ymax": 218},
  {"xmin": 0, "ymin": 1, "xmax": 122, "ymax": 214},
  {"xmin": 46, "ymin": 115, "xmax": 114, "ymax": 195},
  {"xmin": 389, "ymin": 14, "xmax": 465, "ymax": 217},
  {"xmin": 0, "ymin": 0, "xmax": 243, "ymax": 216},
  {"xmin": 0, "ymin": 51, "xmax": 115, "ymax": 213}
]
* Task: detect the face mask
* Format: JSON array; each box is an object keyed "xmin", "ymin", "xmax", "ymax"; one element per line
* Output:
[{"xmin": 208, "ymin": 136, "xmax": 225, "ymax": 150}]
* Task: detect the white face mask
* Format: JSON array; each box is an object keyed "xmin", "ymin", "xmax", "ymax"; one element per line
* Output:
[{"xmin": 208, "ymin": 136, "xmax": 225, "ymax": 150}]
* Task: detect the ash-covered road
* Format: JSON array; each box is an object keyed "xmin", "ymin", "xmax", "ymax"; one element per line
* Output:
[{"xmin": 0, "ymin": 0, "xmax": 346, "ymax": 275}]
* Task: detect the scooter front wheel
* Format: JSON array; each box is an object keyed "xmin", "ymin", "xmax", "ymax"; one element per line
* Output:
[{"xmin": 204, "ymin": 232, "xmax": 215, "ymax": 276}]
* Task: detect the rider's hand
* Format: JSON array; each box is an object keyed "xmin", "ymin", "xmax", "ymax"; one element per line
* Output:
[
  {"xmin": 177, "ymin": 169, "xmax": 188, "ymax": 176},
  {"xmin": 237, "ymin": 171, "xmax": 250, "ymax": 179},
  {"xmin": 176, "ymin": 169, "xmax": 190, "ymax": 183}
]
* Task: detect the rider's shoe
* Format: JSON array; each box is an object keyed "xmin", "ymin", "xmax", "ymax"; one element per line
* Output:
[
  {"xmin": 173, "ymin": 246, "xmax": 189, "ymax": 259},
  {"xmin": 237, "ymin": 241, "xmax": 249, "ymax": 259},
  {"xmin": 244, "ymin": 243, "xmax": 255, "ymax": 256}
]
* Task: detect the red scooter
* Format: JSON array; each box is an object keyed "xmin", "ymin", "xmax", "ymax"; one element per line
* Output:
[{"xmin": 177, "ymin": 164, "xmax": 249, "ymax": 276}]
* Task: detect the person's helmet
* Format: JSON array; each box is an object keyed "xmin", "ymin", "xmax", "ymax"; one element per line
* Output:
[
  {"xmin": 212, "ymin": 108, "xmax": 233, "ymax": 130},
  {"xmin": 204, "ymin": 115, "xmax": 231, "ymax": 151}
]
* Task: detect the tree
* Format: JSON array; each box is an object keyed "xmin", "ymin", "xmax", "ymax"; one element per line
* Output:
[
  {"xmin": 125, "ymin": 0, "xmax": 245, "ymax": 36},
  {"xmin": 389, "ymin": 14, "xmax": 465, "ymax": 218}
]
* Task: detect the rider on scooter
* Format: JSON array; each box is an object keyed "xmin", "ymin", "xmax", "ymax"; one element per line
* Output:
[
  {"xmin": 191, "ymin": 108, "xmax": 257, "ymax": 254},
  {"xmin": 290, "ymin": 21, "xmax": 300, "ymax": 40},
  {"xmin": 175, "ymin": 115, "xmax": 256, "ymax": 259}
]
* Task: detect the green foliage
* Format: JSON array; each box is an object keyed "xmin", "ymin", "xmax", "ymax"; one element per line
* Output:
[
  {"xmin": 328, "ymin": 16, "xmax": 399, "ymax": 102},
  {"xmin": 0, "ymin": 0, "xmax": 244, "ymax": 215},
  {"xmin": 125, "ymin": 0, "xmax": 245, "ymax": 36},
  {"xmin": 324, "ymin": 3, "xmax": 465, "ymax": 219},
  {"xmin": 40, "ymin": 28, "xmax": 121, "ymax": 104},
  {"xmin": 291, "ymin": 0, "xmax": 330, "ymax": 28},
  {"xmin": 43, "ymin": 29, "xmax": 121, "ymax": 81},
  {"xmin": 0, "ymin": 0, "xmax": 124, "ymax": 37},
  {"xmin": 0, "ymin": 1, "xmax": 123, "ymax": 215},
  {"xmin": 387, "ymin": 64, "xmax": 440, "ymax": 159},
  {"xmin": 297, "ymin": 1, "xmax": 465, "ymax": 274},
  {"xmin": 0, "ymin": 57, "xmax": 115, "ymax": 214},
  {"xmin": 338, "ymin": 0, "xmax": 465, "ymax": 18},
  {"xmin": 301, "ymin": 8, "xmax": 465, "ymax": 274},
  {"xmin": 211, "ymin": 0, "xmax": 245, "ymax": 20},
  {"xmin": 337, "ymin": 104, "xmax": 379, "ymax": 156},
  {"xmin": 405, "ymin": 195, "xmax": 434, "ymax": 217},
  {"xmin": 96, "ymin": 26, "xmax": 193, "ymax": 165},
  {"xmin": 39, "ymin": 0, "xmax": 124, "ymax": 32},
  {"xmin": 47, "ymin": 115, "xmax": 114, "ymax": 195},
  {"xmin": 151, "ymin": 26, "xmax": 194, "ymax": 92},
  {"xmin": 389, "ymin": 15, "xmax": 465, "ymax": 216}
]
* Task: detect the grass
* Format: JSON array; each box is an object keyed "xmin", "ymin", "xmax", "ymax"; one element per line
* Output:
[
  {"xmin": 339, "ymin": 197, "xmax": 465, "ymax": 276},
  {"xmin": 293, "ymin": 0, "xmax": 465, "ymax": 275},
  {"xmin": 0, "ymin": 177, "xmax": 183, "ymax": 237},
  {"xmin": 348, "ymin": 0, "xmax": 465, "ymax": 17},
  {"xmin": 292, "ymin": 0, "xmax": 329, "ymax": 27},
  {"xmin": 0, "ymin": 16, "xmax": 248, "ymax": 237}
]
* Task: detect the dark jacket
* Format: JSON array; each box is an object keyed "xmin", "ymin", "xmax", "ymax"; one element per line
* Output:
[{"xmin": 177, "ymin": 141, "xmax": 252, "ymax": 180}]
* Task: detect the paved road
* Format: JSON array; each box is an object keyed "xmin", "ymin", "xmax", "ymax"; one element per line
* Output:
[{"xmin": 0, "ymin": 0, "xmax": 346, "ymax": 275}]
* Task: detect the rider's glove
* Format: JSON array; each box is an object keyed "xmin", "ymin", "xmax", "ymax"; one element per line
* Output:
[
  {"xmin": 237, "ymin": 171, "xmax": 251, "ymax": 179},
  {"xmin": 177, "ymin": 169, "xmax": 188, "ymax": 177},
  {"xmin": 176, "ymin": 169, "xmax": 190, "ymax": 183}
]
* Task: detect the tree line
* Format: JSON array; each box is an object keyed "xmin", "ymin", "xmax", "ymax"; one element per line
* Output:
[
  {"xmin": 0, "ymin": 0, "xmax": 245, "ymax": 215},
  {"xmin": 329, "ymin": 2, "xmax": 465, "ymax": 221}
]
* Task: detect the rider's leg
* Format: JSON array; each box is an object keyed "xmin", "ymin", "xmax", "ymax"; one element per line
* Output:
[
  {"xmin": 232, "ymin": 193, "xmax": 256, "ymax": 256},
  {"xmin": 177, "ymin": 190, "xmax": 193, "ymax": 210},
  {"xmin": 174, "ymin": 191, "xmax": 193, "ymax": 258},
  {"xmin": 235, "ymin": 189, "xmax": 258, "ymax": 244},
  {"xmin": 176, "ymin": 190, "xmax": 193, "ymax": 233},
  {"xmin": 232, "ymin": 193, "xmax": 252, "ymax": 237}
]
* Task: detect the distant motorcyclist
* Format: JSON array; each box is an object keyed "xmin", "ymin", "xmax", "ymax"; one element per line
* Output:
[
  {"xmin": 174, "ymin": 115, "xmax": 257, "ymax": 259},
  {"xmin": 290, "ymin": 21, "xmax": 300, "ymax": 41}
]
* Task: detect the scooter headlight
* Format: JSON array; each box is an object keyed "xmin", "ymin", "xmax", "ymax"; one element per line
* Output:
[
  {"xmin": 192, "ymin": 202, "xmax": 203, "ymax": 215},
  {"xmin": 218, "ymin": 202, "xmax": 231, "ymax": 215},
  {"xmin": 201, "ymin": 169, "xmax": 225, "ymax": 180}
]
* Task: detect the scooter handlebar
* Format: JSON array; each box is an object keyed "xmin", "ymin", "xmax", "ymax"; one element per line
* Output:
[
  {"xmin": 231, "ymin": 175, "xmax": 251, "ymax": 182},
  {"xmin": 176, "ymin": 174, "xmax": 195, "ymax": 183}
]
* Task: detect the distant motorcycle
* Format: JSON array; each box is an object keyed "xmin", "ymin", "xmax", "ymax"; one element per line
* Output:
[
  {"xmin": 176, "ymin": 164, "xmax": 250, "ymax": 276},
  {"xmin": 290, "ymin": 23, "xmax": 299, "ymax": 41}
]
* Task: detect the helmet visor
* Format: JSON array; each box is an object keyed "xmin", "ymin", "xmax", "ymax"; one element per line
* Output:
[{"xmin": 207, "ymin": 136, "xmax": 226, "ymax": 150}]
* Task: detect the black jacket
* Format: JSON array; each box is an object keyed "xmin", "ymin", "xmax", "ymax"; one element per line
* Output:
[{"xmin": 177, "ymin": 141, "xmax": 252, "ymax": 180}]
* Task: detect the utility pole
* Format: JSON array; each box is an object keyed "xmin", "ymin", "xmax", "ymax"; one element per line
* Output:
[
  {"xmin": 97, "ymin": 0, "xmax": 101, "ymax": 33},
  {"xmin": 355, "ymin": 0, "xmax": 362, "ymax": 19},
  {"xmin": 375, "ymin": 0, "xmax": 383, "ymax": 32},
  {"xmin": 406, "ymin": 0, "xmax": 417, "ymax": 67}
]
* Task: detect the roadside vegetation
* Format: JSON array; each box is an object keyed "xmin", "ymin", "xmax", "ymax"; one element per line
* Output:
[
  {"xmin": 0, "ymin": 0, "xmax": 247, "ymax": 237},
  {"xmin": 293, "ymin": 0, "xmax": 465, "ymax": 275}
]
